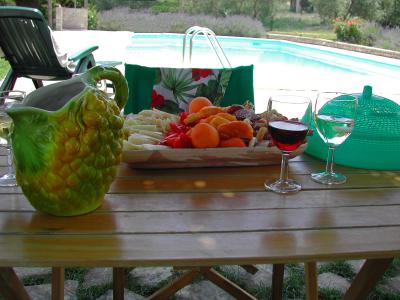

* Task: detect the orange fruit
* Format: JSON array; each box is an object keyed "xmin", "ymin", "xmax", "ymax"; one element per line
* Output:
[
  {"xmin": 219, "ymin": 137, "xmax": 246, "ymax": 148},
  {"xmin": 191, "ymin": 123, "xmax": 220, "ymax": 148},
  {"xmin": 198, "ymin": 105, "xmax": 225, "ymax": 118},
  {"xmin": 188, "ymin": 97, "xmax": 213, "ymax": 114},
  {"xmin": 218, "ymin": 121, "xmax": 254, "ymax": 140}
]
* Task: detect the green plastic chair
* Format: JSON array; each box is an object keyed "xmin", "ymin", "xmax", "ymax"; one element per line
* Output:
[{"xmin": 0, "ymin": 6, "xmax": 117, "ymax": 91}]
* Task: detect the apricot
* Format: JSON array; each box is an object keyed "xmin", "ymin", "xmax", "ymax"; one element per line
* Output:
[
  {"xmin": 218, "ymin": 121, "xmax": 254, "ymax": 140},
  {"xmin": 209, "ymin": 116, "xmax": 230, "ymax": 129},
  {"xmin": 219, "ymin": 137, "xmax": 246, "ymax": 148},
  {"xmin": 183, "ymin": 112, "xmax": 203, "ymax": 125},
  {"xmin": 214, "ymin": 112, "xmax": 237, "ymax": 121},
  {"xmin": 188, "ymin": 97, "xmax": 213, "ymax": 114},
  {"xmin": 198, "ymin": 105, "xmax": 225, "ymax": 118},
  {"xmin": 191, "ymin": 123, "xmax": 220, "ymax": 148}
]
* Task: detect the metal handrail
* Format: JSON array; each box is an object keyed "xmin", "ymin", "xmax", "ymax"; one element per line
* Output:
[{"xmin": 182, "ymin": 26, "xmax": 232, "ymax": 68}]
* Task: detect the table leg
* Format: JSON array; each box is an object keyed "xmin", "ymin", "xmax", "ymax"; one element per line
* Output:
[
  {"xmin": 343, "ymin": 257, "xmax": 394, "ymax": 300},
  {"xmin": 240, "ymin": 265, "xmax": 259, "ymax": 275},
  {"xmin": 304, "ymin": 262, "xmax": 318, "ymax": 300},
  {"xmin": 113, "ymin": 267, "xmax": 124, "ymax": 300},
  {"xmin": 200, "ymin": 267, "xmax": 257, "ymax": 300},
  {"xmin": 148, "ymin": 269, "xmax": 200, "ymax": 300},
  {"xmin": 0, "ymin": 267, "xmax": 30, "ymax": 300},
  {"xmin": 271, "ymin": 264, "xmax": 284, "ymax": 300},
  {"xmin": 51, "ymin": 267, "xmax": 64, "ymax": 300}
]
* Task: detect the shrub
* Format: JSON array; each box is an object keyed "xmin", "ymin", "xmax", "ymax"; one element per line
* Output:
[
  {"xmin": 345, "ymin": 0, "xmax": 378, "ymax": 21},
  {"xmin": 359, "ymin": 21, "xmax": 380, "ymax": 46},
  {"xmin": 334, "ymin": 17, "xmax": 362, "ymax": 43},
  {"xmin": 312, "ymin": 0, "xmax": 341, "ymax": 23},
  {"xmin": 379, "ymin": 0, "xmax": 400, "ymax": 27},
  {"xmin": 88, "ymin": 5, "xmax": 98, "ymax": 29},
  {"xmin": 373, "ymin": 24, "xmax": 400, "ymax": 50},
  {"xmin": 97, "ymin": 8, "xmax": 265, "ymax": 37}
]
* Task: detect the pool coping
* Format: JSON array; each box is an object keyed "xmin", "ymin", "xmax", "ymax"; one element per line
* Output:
[{"xmin": 265, "ymin": 33, "xmax": 400, "ymax": 60}]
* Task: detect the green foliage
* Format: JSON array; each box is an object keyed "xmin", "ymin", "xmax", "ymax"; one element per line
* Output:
[
  {"xmin": 88, "ymin": 4, "xmax": 97, "ymax": 29},
  {"xmin": 345, "ymin": 0, "xmax": 378, "ymax": 20},
  {"xmin": 379, "ymin": 0, "xmax": 400, "ymax": 27},
  {"xmin": 151, "ymin": 0, "xmax": 179, "ymax": 13},
  {"xmin": 0, "ymin": 0, "xmax": 16, "ymax": 5},
  {"xmin": 334, "ymin": 17, "xmax": 362, "ymax": 43},
  {"xmin": 311, "ymin": 0, "xmax": 341, "ymax": 23},
  {"xmin": 318, "ymin": 261, "xmax": 356, "ymax": 280},
  {"xmin": 284, "ymin": 264, "xmax": 305, "ymax": 299},
  {"xmin": 0, "ymin": 58, "xmax": 10, "ymax": 80},
  {"xmin": 319, "ymin": 288, "xmax": 343, "ymax": 300}
]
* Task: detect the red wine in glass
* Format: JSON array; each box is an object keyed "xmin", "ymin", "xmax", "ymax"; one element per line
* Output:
[
  {"xmin": 264, "ymin": 94, "xmax": 311, "ymax": 194},
  {"xmin": 268, "ymin": 120, "xmax": 308, "ymax": 152}
]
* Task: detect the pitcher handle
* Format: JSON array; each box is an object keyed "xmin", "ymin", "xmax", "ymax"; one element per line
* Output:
[{"xmin": 83, "ymin": 66, "xmax": 128, "ymax": 109}]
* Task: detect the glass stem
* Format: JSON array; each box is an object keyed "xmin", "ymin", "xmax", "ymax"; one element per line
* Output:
[
  {"xmin": 7, "ymin": 147, "xmax": 14, "ymax": 175},
  {"xmin": 325, "ymin": 146, "xmax": 336, "ymax": 175},
  {"xmin": 279, "ymin": 152, "xmax": 290, "ymax": 183}
]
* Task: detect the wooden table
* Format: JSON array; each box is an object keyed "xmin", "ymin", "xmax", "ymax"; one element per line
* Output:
[{"xmin": 0, "ymin": 154, "xmax": 399, "ymax": 300}]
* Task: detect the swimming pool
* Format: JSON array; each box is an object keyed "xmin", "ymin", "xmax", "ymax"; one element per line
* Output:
[{"xmin": 127, "ymin": 33, "xmax": 400, "ymax": 112}]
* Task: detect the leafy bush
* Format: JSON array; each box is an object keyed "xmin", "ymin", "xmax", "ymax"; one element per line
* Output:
[
  {"xmin": 345, "ymin": 0, "xmax": 378, "ymax": 21},
  {"xmin": 311, "ymin": 0, "xmax": 341, "ymax": 23},
  {"xmin": 359, "ymin": 21, "xmax": 380, "ymax": 46},
  {"xmin": 97, "ymin": 8, "xmax": 265, "ymax": 37},
  {"xmin": 374, "ymin": 24, "xmax": 400, "ymax": 50},
  {"xmin": 379, "ymin": 0, "xmax": 400, "ymax": 27},
  {"xmin": 88, "ymin": 4, "xmax": 98, "ymax": 29},
  {"xmin": 334, "ymin": 17, "xmax": 362, "ymax": 43}
]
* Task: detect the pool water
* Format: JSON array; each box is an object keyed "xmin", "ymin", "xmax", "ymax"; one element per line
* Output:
[{"xmin": 127, "ymin": 33, "xmax": 400, "ymax": 112}]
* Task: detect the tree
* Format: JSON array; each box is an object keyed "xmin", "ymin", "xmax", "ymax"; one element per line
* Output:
[
  {"xmin": 344, "ymin": 0, "xmax": 378, "ymax": 20},
  {"xmin": 311, "ymin": 0, "xmax": 340, "ymax": 23},
  {"xmin": 47, "ymin": 0, "xmax": 51, "ymax": 26},
  {"xmin": 379, "ymin": 0, "xmax": 400, "ymax": 27}
]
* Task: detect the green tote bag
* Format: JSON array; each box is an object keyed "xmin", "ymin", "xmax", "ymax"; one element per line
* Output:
[{"xmin": 124, "ymin": 64, "xmax": 254, "ymax": 115}]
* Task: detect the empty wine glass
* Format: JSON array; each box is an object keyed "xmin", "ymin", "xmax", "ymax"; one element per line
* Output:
[
  {"xmin": 0, "ymin": 90, "xmax": 25, "ymax": 187},
  {"xmin": 265, "ymin": 95, "xmax": 312, "ymax": 194},
  {"xmin": 311, "ymin": 92, "xmax": 358, "ymax": 185}
]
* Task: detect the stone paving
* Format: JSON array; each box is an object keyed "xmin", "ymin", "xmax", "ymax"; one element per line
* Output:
[{"xmin": 11, "ymin": 260, "xmax": 400, "ymax": 299}]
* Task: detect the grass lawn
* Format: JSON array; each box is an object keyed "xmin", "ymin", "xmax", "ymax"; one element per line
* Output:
[
  {"xmin": 270, "ymin": 30, "xmax": 336, "ymax": 40},
  {"xmin": 269, "ymin": 12, "xmax": 336, "ymax": 40},
  {"xmin": 0, "ymin": 58, "xmax": 9, "ymax": 80}
]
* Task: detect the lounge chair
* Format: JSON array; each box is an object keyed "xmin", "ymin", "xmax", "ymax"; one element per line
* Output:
[{"xmin": 0, "ymin": 6, "xmax": 118, "ymax": 91}]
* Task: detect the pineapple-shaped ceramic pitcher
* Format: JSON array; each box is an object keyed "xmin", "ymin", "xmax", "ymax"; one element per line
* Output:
[{"xmin": 7, "ymin": 66, "xmax": 128, "ymax": 216}]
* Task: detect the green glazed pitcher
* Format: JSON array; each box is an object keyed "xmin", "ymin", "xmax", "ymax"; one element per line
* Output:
[{"xmin": 7, "ymin": 66, "xmax": 128, "ymax": 216}]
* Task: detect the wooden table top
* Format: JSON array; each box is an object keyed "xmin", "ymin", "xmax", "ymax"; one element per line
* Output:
[{"xmin": 0, "ymin": 154, "xmax": 399, "ymax": 268}]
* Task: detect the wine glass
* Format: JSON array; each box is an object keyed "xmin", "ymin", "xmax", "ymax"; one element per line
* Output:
[
  {"xmin": 311, "ymin": 92, "xmax": 358, "ymax": 185},
  {"xmin": 265, "ymin": 95, "xmax": 312, "ymax": 194},
  {"xmin": 0, "ymin": 90, "xmax": 25, "ymax": 187}
]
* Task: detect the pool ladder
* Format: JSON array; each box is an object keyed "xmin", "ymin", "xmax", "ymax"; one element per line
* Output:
[{"xmin": 182, "ymin": 26, "xmax": 232, "ymax": 68}]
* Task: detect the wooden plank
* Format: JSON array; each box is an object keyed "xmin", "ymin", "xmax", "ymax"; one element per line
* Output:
[
  {"xmin": 2, "ymin": 205, "xmax": 400, "ymax": 235},
  {"xmin": 271, "ymin": 264, "xmax": 284, "ymax": 300},
  {"xmin": 1, "ymin": 188, "xmax": 400, "ymax": 213},
  {"xmin": 0, "ymin": 267, "xmax": 30, "ymax": 300},
  {"xmin": 0, "ymin": 227, "xmax": 399, "ymax": 267},
  {"xmin": 113, "ymin": 267, "xmax": 124, "ymax": 300},
  {"xmin": 240, "ymin": 265, "xmax": 259, "ymax": 275},
  {"xmin": 148, "ymin": 269, "xmax": 200, "ymax": 300},
  {"xmin": 304, "ymin": 262, "xmax": 318, "ymax": 300},
  {"xmin": 117, "ymin": 159, "xmax": 370, "ymax": 177},
  {"xmin": 51, "ymin": 267, "xmax": 64, "ymax": 300},
  {"xmin": 343, "ymin": 258, "xmax": 394, "ymax": 300},
  {"xmin": 109, "ymin": 172, "xmax": 400, "ymax": 193},
  {"xmin": 200, "ymin": 267, "xmax": 257, "ymax": 300},
  {"xmin": 0, "ymin": 188, "xmax": 400, "ymax": 213}
]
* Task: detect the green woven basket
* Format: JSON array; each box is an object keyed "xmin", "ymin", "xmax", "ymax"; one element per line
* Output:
[{"xmin": 305, "ymin": 86, "xmax": 400, "ymax": 170}]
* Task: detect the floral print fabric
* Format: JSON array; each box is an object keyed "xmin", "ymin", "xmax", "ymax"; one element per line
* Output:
[{"xmin": 151, "ymin": 67, "xmax": 232, "ymax": 114}]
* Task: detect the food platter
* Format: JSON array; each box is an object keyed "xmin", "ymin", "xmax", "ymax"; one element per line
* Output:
[{"xmin": 122, "ymin": 143, "xmax": 307, "ymax": 169}]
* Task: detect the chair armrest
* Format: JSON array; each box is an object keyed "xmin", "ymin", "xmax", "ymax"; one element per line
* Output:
[{"xmin": 69, "ymin": 46, "xmax": 99, "ymax": 62}]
